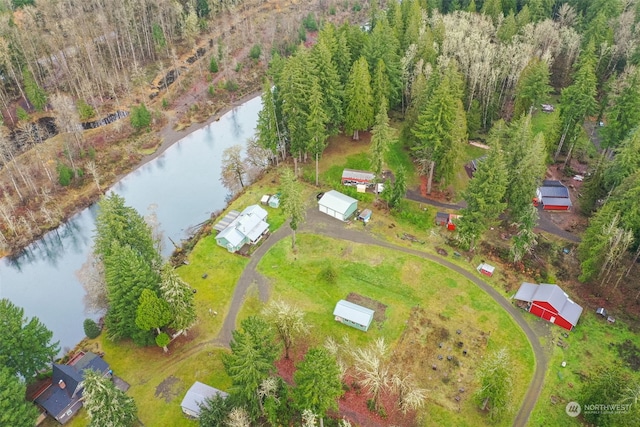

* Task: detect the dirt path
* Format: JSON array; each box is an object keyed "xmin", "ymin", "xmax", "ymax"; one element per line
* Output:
[{"xmin": 218, "ymin": 207, "xmax": 548, "ymax": 426}]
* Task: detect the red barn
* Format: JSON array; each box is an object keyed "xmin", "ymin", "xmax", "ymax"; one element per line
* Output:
[
  {"xmin": 535, "ymin": 181, "xmax": 572, "ymax": 211},
  {"xmin": 514, "ymin": 283, "xmax": 583, "ymax": 331}
]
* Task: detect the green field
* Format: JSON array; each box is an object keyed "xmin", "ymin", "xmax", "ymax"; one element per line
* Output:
[{"xmin": 257, "ymin": 233, "xmax": 535, "ymax": 426}]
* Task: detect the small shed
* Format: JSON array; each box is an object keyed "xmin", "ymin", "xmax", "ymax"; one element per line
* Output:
[
  {"xmin": 435, "ymin": 212, "xmax": 449, "ymax": 226},
  {"xmin": 514, "ymin": 283, "xmax": 583, "ymax": 331},
  {"xmin": 268, "ymin": 194, "xmax": 280, "ymax": 208},
  {"xmin": 318, "ymin": 190, "xmax": 358, "ymax": 222},
  {"xmin": 477, "ymin": 263, "xmax": 495, "ymax": 277},
  {"xmin": 181, "ymin": 381, "xmax": 228, "ymax": 418},
  {"xmin": 358, "ymin": 209, "xmax": 372, "ymax": 223},
  {"xmin": 333, "ymin": 300, "xmax": 375, "ymax": 331},
  {"xmin": 260, "ymin": 194, "xmax": 270, "ymax": 205},
  {"xmin": 341, "ymin": 169, "xmax": 375, "ymax": 187}
]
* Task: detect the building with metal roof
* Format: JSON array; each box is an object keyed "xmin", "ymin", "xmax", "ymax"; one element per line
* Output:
[
  {"xmin": 181, "ymin": 381, "xmax": 228, "ymax": 418},
  {"xmin": 215, "ymin": 205, "xmax": 269, "ymax": 252},
  {"xmin": 341, "ymin": 169, "xmax": 375, "ymax": 187},
  {"xmin": 514, "ymin": 283, "xmax": 583, "ymax": 331},
  {"xmin": 318, "ymin": 190, "xmax": 358, "ymax": 222},
  {"xmin": 333, "ymin": 300, "xmax": 375, "ymax": 331},
  {"xmin": 536, "ymin": 180, "xmax": 572, "ymax": 211}
]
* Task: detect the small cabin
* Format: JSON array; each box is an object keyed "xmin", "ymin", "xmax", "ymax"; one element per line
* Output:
[
  {"xmin": 333, "ymin": 300, "xmax": 375, "ymax": 332},
  {"xmin": 477, "ymin": 263, "xmax": 495, "ymax": 277}
]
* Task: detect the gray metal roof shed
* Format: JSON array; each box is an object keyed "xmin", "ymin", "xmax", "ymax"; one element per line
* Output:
[
  {"xmin": 333, "ymin": 300, "xmax": 375, "ymax": 331},
  {"xmin": 181, "ymin": 382, "xmax": 228, "ymax": 418}
]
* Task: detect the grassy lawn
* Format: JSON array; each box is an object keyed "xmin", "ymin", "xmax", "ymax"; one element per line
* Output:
[
  {"xmin": 529, "ymin": 312, "xmax": 640, "ymax": 426},
  {"xmin": 256, "ymin": 234, "xmax": 535, "ymax": 426}
]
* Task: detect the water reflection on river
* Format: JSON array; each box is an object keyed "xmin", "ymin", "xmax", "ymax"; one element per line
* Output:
[{"xmin": 0, "ymin": 96, "xmax": 262, "ymax": 353}]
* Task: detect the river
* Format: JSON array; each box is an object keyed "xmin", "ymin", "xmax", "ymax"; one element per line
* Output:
[{"xmin": 0, "ymin": 96, "xmax": 262, "ymax": 353}]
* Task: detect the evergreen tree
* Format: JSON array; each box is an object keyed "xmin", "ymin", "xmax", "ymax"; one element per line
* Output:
[
  {"xmin": 94, "ymin": 193, "xmax": 161, "ymax": 268},
  {"xmin": 22, "ymin": 68, "xmax": 47, "ymax": 111},
  {"xmin": 223, "ymin": 317, "xmax": 280, "ymax": 421},
  {"xmin": 604, "ymin": 128, "xmax": 640, "ymax": 191},
  {"xmin": 555, "ymin": 44, "xmax": 598, "ymax": 160},
  {"xmin": 369, "ymin": 101, "xmax": 394, "ymax": 183},
  {"xmin": 503, "ymin": 115, "xmax": 546, "ymax": 220},
  {"xmin": 256, "ymin": 79, "xmax": 282, "ymax": 165},
  {"xmin": 0, "ymin": 367, "xmax": 39, "ymax": 427},
  {"xmin": 135, "ymin": 289, "xmax": 171, "ymax": 335},
  {"xmin": 280, "ymin": 50, "xmax": 313, "ymax": 162},
  {"xmin": 280, "ymin": 168, "xmax": 306, "ymax": 250},
  {"xmin": 306, "ymin": 78, "xmax": 329, "ymax": 186},
  {"xmin": 344, "ymin": 57, "xmax": 374, "ymax": 140},
  {"xmin": 497, "ymin": 11, "xmax": 518, "ymax": 43},
  {"xmin": 602, "ymin": 69, "xmax": 640, "ymax": 149},
  {"xmin": 82, "ymin": 369, "xmax": 138, "ymax": 427},
  {"xmin": 310, "ymin": 36, "xmax": 344, "ymax": 131},
  {"xmin": 0, "ymin": 299, "xmax": 59, "ymax": 381},
  {"xmin": 371, "ymin": 59, "xmax": 390, "ymax": 117},
  {"xmin": 159, "ymin": 264, "xmax": 197, "ymax": 335},
  {"xmin": 332, "ymin": 26, "xmax": 353, "ymax": 87},
  {"xmin": 456, "ymin": 140, "xmax": 508, "ymax": 250},
  {"xmin": 482, "ymin": 0, "xmax": 504, "ymax": 23},
  {"xmin": 130, "ymin": 103, "xmax": 152, "ymax": 132},
  {"xmin": 293, "ymin": 348, "xmax": 344, "ymax": 427},
  {"xmin": 199, "ymin": 393, "xmax": 233, "ymax": 427},
  {"xmin": 104, "ymin": 242, "xmax": 160, "ymax": 345},
  {"xmin": 411, "ymin": 64, "xmax": 465, "ymax": 193},
  {"xmin": 364, "ymin": 17, "xmax": 402, "ymax": 108},
  {"xmin": 513, "ymin": 58, "xmax": 552, "ymax": 118}
]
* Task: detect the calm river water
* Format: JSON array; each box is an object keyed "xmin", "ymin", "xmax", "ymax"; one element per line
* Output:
[{"xmin": 0, "ymin": 96, "xmax": 262, "ymax": 353}]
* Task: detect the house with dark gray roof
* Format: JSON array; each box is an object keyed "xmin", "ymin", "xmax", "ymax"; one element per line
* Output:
[
  {"xmin": 514, "ymin": 283, "xmax": 583, "ymax": 331},
  {"xmin": 33, "ymin": 352, "xmax": 111, "ymax": 424}
]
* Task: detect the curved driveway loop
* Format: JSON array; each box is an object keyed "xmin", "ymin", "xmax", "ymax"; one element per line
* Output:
[{"xmin": 219, "ymin": 208, "xmax": 548, "ymax": 426}]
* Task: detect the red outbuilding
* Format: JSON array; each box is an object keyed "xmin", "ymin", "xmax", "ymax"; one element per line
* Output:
[{"xmin": 514, "ymin": 283, "xmax": 583, "ymax": 331}]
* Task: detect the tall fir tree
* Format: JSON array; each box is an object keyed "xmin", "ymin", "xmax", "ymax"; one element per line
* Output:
[
  {"xmin": 602, "ymin": 69, "xmax": 640, "ymax": 149},
  {"xmin": 456, "ymin": 140, "xmax": 508, "ymax": 250},
  {"xmin": 306, "ymin": 78, "xmax": 329, "ymax": 186},
  {"xmin": 0, "ymin": 367, "xmax": 39, "ymax": 427},
  {"xmin": 411, "ymin": 63, "xmax": 465, "ymax": 193},
  {"xmin": 555, "ymin": 43, "xmax": 598, "ymax": 160},
  {"xmin": 513, "ymin": 58, "xmax": 552, "ymax": 118},
  {"xmin": 364, "ymin": 16, "xmax": 402, "ymax": 108},
  {"xmin": 344, "ymin": 57, "xmax": 374, "ymax": 140},
  {"xmin": 256, "ymin": 79, "xmax": 283, "ymax": 165},
  {"xmin": 369, "ymin": 100, "xmax": 394, "ymax": 184},
  {"xmin": 280, "ymin": 50, "xmax": 313, "ymax": 164},
  {"xmin": 222, "ymin": 317, "xmax": 280, "ymax": 422},
  {"xmin": 310, "ymin": 37, "xmax": 343, "ymax": 132},
  {"xmin": 293, "ymin": 348, "xmax": 344, "ymax": 427},
  {"xmin": 280, "ymin": 168, "xmax": 306, "ymax": 250},
  {"xmin": 159, "ymin": 263, "xmax": 197, "ymax": 335}
]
